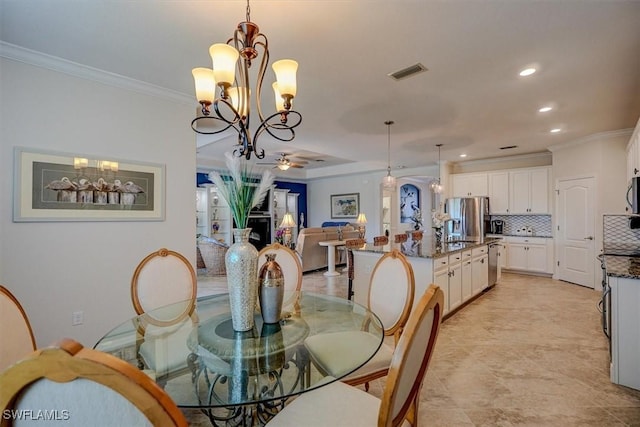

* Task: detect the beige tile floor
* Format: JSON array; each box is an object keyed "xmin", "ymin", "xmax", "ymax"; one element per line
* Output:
[{"xmin": 189, "ymin": 270, "xmax": 640, "ymax": 426}]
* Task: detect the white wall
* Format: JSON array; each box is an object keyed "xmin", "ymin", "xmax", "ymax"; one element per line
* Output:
[
  {"xmin": 306, "ymin": 165, "xmax": 438, "ymax": 237},
  {"xmin": 0, "ymin": 58, "xmax": 196, "ymax": 347}
]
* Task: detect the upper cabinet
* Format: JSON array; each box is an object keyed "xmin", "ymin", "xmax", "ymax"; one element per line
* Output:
[
  {"xmin": 451, "ymin": 166, "xmax": 551, "ymax": 215},
  {"xmin": 508, "ymin": 167, "xmax": 550, "ymax": 214},
  {"xmin": 487, "ymin": 171, "xmax": 510, "ymax": 214},
  {"xmin": 452, "ymin": 173, "xmax": 488, "ymax": 197},
  {"xmin": 627, "ymin": 125, "xmax": 640, "ymax": 183}
]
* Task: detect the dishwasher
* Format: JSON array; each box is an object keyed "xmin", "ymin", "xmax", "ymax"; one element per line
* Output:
[{"xmin": 488, "ymin": 242, "xmax": 500, "ymax": 286}]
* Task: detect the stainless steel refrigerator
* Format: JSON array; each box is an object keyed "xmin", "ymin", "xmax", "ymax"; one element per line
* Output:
[{"xmin": 444, "ymin": 197, "xmax": 490, "ymax": 242}]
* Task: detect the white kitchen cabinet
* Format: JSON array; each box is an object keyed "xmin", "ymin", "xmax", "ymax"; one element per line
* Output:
[
  {"xmin": 488, "ymin": 171, "xmax": 510, "ymax": 214},
  {"xmin": 471, "ymin": 251, "xmax": 488, "ymax": 296},
  {"xmin": 433, "ymin": 261, "xmax": 450, "ymax": 315},
  {"xmin": 461, "ymin": 258, "xmax": 473, "ymax": 300},
  {"xmin": 448, "ymin": 253, "xmax": 463, "ymax": 312},
  {"xmin": 452, "ymin": 173, "xmax": 488, "ymax": 197},
  {"xmin": 509, "ymin": 167, "xmax": 550, "ymax": 214},
  {"xmin": 504, "ymin": 236, "xmax": 551, "ymax": 274},
  {"xmin": 609, "ymin": 275, "xmax": 640, "ymax": 392}
]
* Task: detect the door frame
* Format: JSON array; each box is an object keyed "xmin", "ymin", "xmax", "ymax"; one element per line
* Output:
[{"xmin": 554, "ymin": 174, "xmax": 598, "ymax": 289}]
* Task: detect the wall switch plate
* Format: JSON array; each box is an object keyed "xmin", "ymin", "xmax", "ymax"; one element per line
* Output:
[{"xmin": 72, "ymin": 311, "xmax": 83, "ymax": 326}]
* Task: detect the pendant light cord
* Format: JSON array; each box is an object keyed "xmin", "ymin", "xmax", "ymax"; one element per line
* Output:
[{"xmin": 385, "ymin": 120, "xmax": 394, "ymax": 174}]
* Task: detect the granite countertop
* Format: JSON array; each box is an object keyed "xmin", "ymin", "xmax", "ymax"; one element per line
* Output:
[
  {"xmin": 354, "ymin": 236, "xmax": 502, "ymax": 259},
  {"xmin": 604, "ymin": 255, "xmax": 640, "ymax": 279},
  {"xmin": 487, "ymin": 234, "xmax": 553, "ymax": 238}
]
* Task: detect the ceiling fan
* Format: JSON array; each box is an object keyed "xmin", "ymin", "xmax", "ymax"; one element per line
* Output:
[{"xmin": 257, "ymin": 153, "xmax": 308, "ymax": 170}]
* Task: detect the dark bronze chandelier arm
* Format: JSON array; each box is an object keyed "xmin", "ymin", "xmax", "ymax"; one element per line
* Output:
[
  {"xmin": 255, "ymin": 110, "xmax": 302, "ymax": 143},
  {"xmin": 253, "ymin": 37, "xmax": 269, "ymax": 123},
  {"xmin": 191, "ymin": 116, "xmax": 238, "ymax": 135}
]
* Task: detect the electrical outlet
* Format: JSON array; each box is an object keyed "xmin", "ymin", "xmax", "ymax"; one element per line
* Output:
[{"xmin": 72, "ymin": 311, "xmax": 83, "ymax": 326}]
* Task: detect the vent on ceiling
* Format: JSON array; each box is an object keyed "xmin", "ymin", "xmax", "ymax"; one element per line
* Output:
[
  {"xmin": 500, "ymin": 145, "xmax": 518, "ymax": 150},
  {"xmin": 388, "ymin": 63, "xmax": 428, "ymax": 81}
]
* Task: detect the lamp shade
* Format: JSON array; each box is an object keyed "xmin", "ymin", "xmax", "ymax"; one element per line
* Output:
[
  {"xmin": 279, "ymin": 212, "xmax": 296, "ymax": 228},
  {"xmin": 272, "ymin": 59, "xmax": 298, "ymax": 97},
  {"xmin": 356, "ymin": 213, "xmax": 367, "ymax": 224},
  {"xmin": 191, "ymin": 67, "xmax": 216, "ymax": 103},
  {"xmin": 209, "ymin": 43, "xmax": 239, "ymax": 86}
]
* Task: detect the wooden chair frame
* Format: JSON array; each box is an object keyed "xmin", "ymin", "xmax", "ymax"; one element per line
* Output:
[
  {"xmin": 0, "ymin": 285, "xmax": 36, "ymax": 370},
  {"xmin": 343, "ymin": 249, "xmax": 415, "ymax": 388},
  {"xmin": 0, "ymin": 338, "xmax": 187, "ymax": 427},
  {"xmin": 131, "ymin": 248, "xmax": 197, "ymax": 326},
  {"xmin": 379, "ymin": 284, "xmax": 443, "ymax": 426}
]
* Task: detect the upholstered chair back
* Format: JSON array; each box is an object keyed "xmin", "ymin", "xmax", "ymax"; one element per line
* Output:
[
  {"xmin": 131, "ymin": 248, "xmax": 196, "ymax": 325},
  {"xmin": 368, "ymin": 250, "xmax": 415, "ymax": 342}
]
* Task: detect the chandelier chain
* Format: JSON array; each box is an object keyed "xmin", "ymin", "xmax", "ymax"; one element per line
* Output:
[{"xmin": 246, "ymin": 0, "xmax": 251, "ymax": 21}]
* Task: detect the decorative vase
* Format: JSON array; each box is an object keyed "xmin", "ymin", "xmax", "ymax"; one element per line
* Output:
[
  {"xmin": 226, "ymin": 228, "xmax": 259, "ymax": 331},
  {"xmin": 258, "ymin": 253, "xmax": 285, "ymax": 324}
]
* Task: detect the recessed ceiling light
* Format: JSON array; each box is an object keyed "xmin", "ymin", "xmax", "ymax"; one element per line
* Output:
[
  {"xmin": 519, "ymin": 67, "xmax": 537, "ymax": 77},
  {"xmin": 459, "ymin": 154, "xmax": 467, "ymax": 158},
  {"xmin": 550, "ymin": 128, "xmax": 562, "ymax": 133},
  {"xmin": 538, "ymin": 106, "xmax": 553, "ymax": 113}
]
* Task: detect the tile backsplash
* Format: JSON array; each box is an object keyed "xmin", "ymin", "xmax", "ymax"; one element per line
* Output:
[{"xmin": 490, "ymin": 215, "xmax": 552, "ymax": 237}]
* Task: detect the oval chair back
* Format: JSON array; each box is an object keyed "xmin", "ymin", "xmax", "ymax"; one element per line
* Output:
[
  {"xmin": 0, "ymin": 285, "xmax": 36, "ymax": 371},
  {"xmin": 368, "ymin": 249, "xmax": 415, "ymax": 342}
]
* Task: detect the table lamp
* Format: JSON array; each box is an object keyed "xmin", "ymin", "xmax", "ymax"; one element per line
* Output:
[
  {"xmin": 356, "ymin": 212, "xmax": 367, "ymax": 239},
  {"xmin": 279, "ymin": 212, "xmax": 297, "ymax": 248}
]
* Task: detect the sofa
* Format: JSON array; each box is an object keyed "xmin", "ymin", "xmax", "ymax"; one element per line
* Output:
[{"xmin": 295, "ymin": 225, "xmax": 361, "ymax": 273}]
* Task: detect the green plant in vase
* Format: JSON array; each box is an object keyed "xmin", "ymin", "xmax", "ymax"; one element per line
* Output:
[{"xmin": 208, "ymin": 152, "xmax": 274, "ymax": 230}]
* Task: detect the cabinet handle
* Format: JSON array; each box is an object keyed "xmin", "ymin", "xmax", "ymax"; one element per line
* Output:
[{"xmin": 584, "ymin": 236, "xmax": 594, "ymax": 240}]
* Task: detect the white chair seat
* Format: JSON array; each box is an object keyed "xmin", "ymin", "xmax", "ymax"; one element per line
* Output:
[
  {"xmin": 304, "ymin": 331, "xmax": 381, "ymax": 378},
  {"xmin": 266, "ymin": 379, "xmax": 409, "ymax": 427},
  {"xmin": 342, "ymin": 342, "xmax": 394, "ymax": 382},
  {"xmin": 139, "ymin": 319, "xmax": 193, "ymax": 377}
]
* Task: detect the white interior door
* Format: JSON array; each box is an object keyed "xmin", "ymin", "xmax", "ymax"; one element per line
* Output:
[{"xmin": 557, "ymin": 177, "xmax": 595, "ymax": 288}]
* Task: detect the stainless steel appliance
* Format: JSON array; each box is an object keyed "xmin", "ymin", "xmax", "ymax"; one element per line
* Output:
[
  {"xmin": 490, "ymin": 219, "xmax": 504, "ymax": 234},
  {"xmin": 444, "ymin": 197, "xmax": 489, "ymax": 242},
  {"xmin": 488, "ymin": 242, "xmax": 499, "ymax": 286}
]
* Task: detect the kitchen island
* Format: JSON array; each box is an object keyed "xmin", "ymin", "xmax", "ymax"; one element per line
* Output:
[{"xmin": 353, "ymin": 236, "xmax": 501, "ymax": 317}]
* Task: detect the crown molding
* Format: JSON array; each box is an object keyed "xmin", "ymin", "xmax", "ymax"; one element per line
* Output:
[
  {"xmin": 0, "ymin": 41, "xmax": 193, "ymax": 105},
  {"xmin": 547, "ymin": 128, "xmax": 633, "ymax": 152},
  {"xmin": 452, "ymin": 151, "xmax": 551, "ymax": 167}
]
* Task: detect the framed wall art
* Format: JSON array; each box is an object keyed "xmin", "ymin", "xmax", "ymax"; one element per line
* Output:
[
  {"xmin": 400, "ymin": 183, "xmax": 420, "ymax": 223},
  {"xmin": 13, "ymin": 147, "xmax": 165, "ymax": 222},
  {"xmin": 330, "ymin": 193, "xmax": 359, "ymax": 219}
]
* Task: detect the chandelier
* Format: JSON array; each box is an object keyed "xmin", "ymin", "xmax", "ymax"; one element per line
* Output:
[
  {"xmin": 431, "ymin": 144, "xmax": 443, "ymax": 194},
  {"xmin": 191, "ymin": 0, "xmax": 302, "ymax": 160},
  {"xmin": 382, "ymin": 120, "xmax": 397, "ymax": 190}
]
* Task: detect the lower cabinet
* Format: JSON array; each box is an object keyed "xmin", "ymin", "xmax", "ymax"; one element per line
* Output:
[
  {"xmin": 504, "ymin": 237, "xmax": 552, "ymax": 274},
  {"xmin": 352, "ymin": 245, "xmax": 490, "ymax": 318}
]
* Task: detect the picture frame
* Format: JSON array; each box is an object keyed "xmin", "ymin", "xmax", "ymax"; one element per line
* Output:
[
  {"xmin": 13, "ymin": 147, "xmax": 165, "ymax": 222},
  {"xmin": 330, "ymin": 193, "xmax": 359, "ymax": 219}
]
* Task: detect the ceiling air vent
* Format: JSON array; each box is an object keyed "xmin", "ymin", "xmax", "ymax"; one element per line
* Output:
[
  {"xmin": 388, "ymin": 63, "xmax": 428, "ymax": 81},
  {"xmin": 500, "ymin": 145, "xmax": 518, "ymax": 150}
]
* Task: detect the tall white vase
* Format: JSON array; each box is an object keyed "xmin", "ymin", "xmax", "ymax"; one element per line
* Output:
[{"xmin": 226, "ymin": 228, "xmax": 259, "ymax": 331}]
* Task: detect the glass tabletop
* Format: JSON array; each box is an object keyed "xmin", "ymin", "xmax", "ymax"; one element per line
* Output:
[{"xmin": 94, "ymin": 292, "xmax": 383, "ymax": 412}]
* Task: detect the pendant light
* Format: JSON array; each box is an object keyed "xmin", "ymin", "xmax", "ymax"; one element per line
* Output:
[
  {"xmin": 382, "ymin": 120, "xmax": 397, "ymax": 190},
  {"xmin": 431, "ymin": 144, "xmax": 443, "ymax": 194}
]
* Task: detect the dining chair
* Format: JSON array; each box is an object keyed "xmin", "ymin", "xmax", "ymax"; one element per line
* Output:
[
  {"xmin": 0, "ymin": 285, "xmax": 36, "ymax": 371},
  {"xmin": 130, "ymin": 248, "xmax": 197, "ymax": 385},
  {"xmin": 0, "ymin": 338, "xmax": 188, "ymax": 426},
  {"xmin": 266, "ymin": 284, "xmax": 444, "ymax": 427},
  {"xmin": 394, "ymin": 233, "xmax": 408, "ymax": 243},
  {"xmin": 373, "ymin": 235, "xmax": 389, "ymax": 246},
  {"xmin": 304, "ymin": 249, "xmax": 415, "ymax": 391},
  {"xmin": 345, "ymin": 238, "xmax": 366, "ymax": 300}
]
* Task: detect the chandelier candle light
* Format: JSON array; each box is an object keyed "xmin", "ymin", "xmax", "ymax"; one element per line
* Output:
[
  {"xmin": 382, "ymin": 120, "xmax": 397, "ymax": 190},
  {"xmin": 191, "ymin": 0, "xmax": 302, "ymax": 160}
]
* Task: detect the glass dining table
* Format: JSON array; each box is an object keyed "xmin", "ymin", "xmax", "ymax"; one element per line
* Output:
[{"xmin": 94, "ymin": 291, "xmax": 383, "ymax": 426}]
